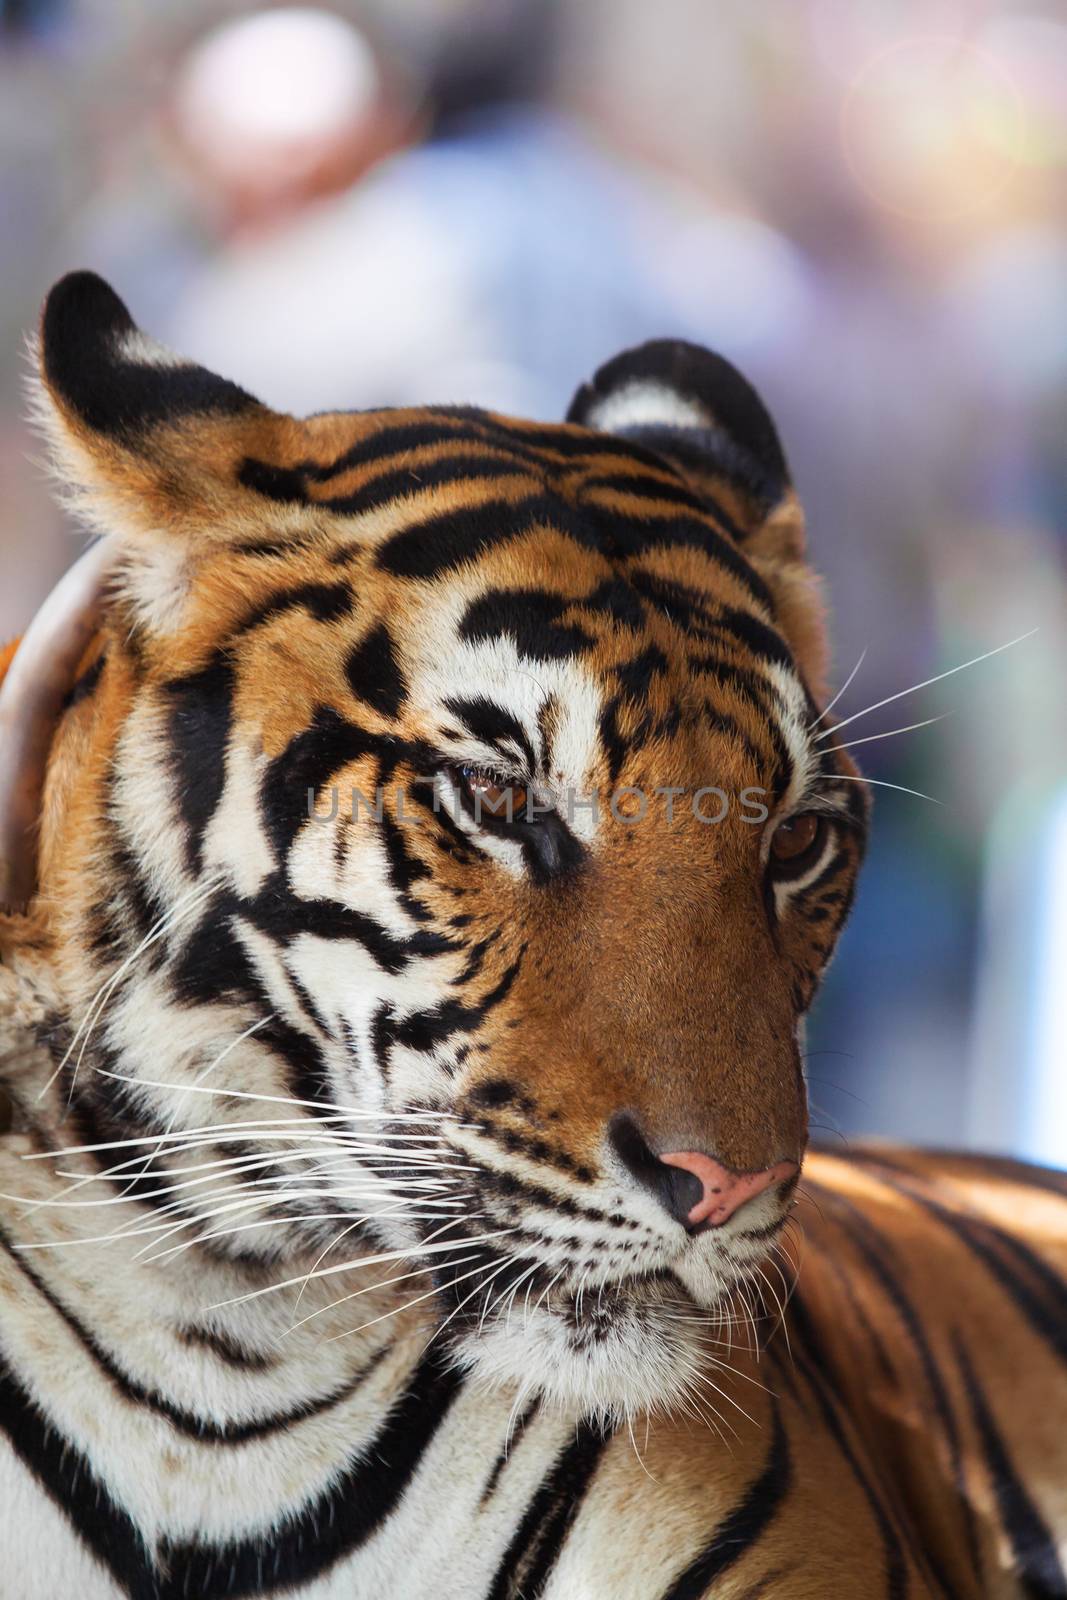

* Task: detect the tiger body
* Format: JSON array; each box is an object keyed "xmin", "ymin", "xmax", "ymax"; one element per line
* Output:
[
  {"xmin": 3, "ymin": 1133, "xmax": 1066, "ymax": 1599},
  {"xmin": 0, "ymin": 272, "xmax": 1064, "ymax": 1597}
]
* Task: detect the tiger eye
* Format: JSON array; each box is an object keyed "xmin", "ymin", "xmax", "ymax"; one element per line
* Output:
[
  {"xmin": 462, "ymin": 768, "xmax": 529, "ymax": 821},
  {"xmin": 770, "ymin": 811, "xmax": 823, "ymax": 863}
]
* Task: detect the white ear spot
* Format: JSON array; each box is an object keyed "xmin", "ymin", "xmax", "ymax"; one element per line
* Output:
[
  {"xmin": 582, "ymin": 380, "xmax": 711, "ymax": 435},
  {"xmin": 118, "ymin": 329, "xmax": 185, "ymax": 371}
]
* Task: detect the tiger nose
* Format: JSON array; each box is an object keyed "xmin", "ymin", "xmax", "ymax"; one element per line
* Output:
[
  {"xmin": 609, "ymin": 1113, "xmax": 797, "ymax": 1232},
  {"xmin": 659, "ymin": 1150, "xmax": 799, "ymax": 1229}
]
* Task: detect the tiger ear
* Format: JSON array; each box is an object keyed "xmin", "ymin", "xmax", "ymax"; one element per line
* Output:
[
  {"xmin": 33, "ymin": 273, "xmax": 292, "ymax": 630},
  {"xmin": 567, "ymin": 339, "xmax": 828, "ymax": 695}
]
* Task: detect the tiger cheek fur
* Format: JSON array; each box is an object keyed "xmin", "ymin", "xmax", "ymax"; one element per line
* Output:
[{"xmin": 7, "ymin": 274, "xmax": 868, "ymax": 1425}]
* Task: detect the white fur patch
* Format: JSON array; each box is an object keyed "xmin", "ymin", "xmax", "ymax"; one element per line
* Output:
[
  {"xmin": 582, "ymin": 380, "xmax": 710, "ymax": 435},
  {"xmin": 117, "ymin": 329, "xmax": 186, "ymax": 370}
]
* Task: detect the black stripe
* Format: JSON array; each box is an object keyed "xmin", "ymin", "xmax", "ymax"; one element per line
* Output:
[
  {"xmin": 378, "ymin": 811, "xmax": 433, "ymax": 920},
  {"xmin": 826, "ymin": 1196, "xmax": 980, "ymax": 1581},
  {"xmin": 612, "ymin": 644, "xmax": 669, "ymax": 704},
  {"xmin": 234, "ymin": 537, "xmax": 313, "ymax": 557},
  {"xmin": 378, "ymin": 949, "xmax": 524, "ymax": 1060},
  {"xmin": 376, "ymin": 495, "xmax": 598, "ymax": 580},
  {"xmin": 585, "ymin": 502, "xmax": 777, "ymax": 608},
  {"xmin": 580, "ymin": 469, "xmax": 714, "ymax": 518},
  {"xmin": 0, "ymin": 1350, "xmax": 155, "ymax": 1598},
  {"xmin": 240, "ymin": 870, "xmax": 454, "ymax": 976},
  {"xmin": 626, "ymin": 570, "xmax": 719, "ymax": 637},
  {"xmin": 913, "ymin": 1150, "xmax": 1067, "ymax": 1200},
  {"xmin": 234, "ymin": 581, "xmax": 353, "ymax": 635},
  {"xmin": 239, "ymin": 425, "xmax": 504, "ymax": 503},
  {"xmin": 460, "ymin": 587, "xmax": 594, "ymax": 662},
  {"xmin": 304, "ymin": 415, "xmax": 495, "ymax": 482},
  {"xmin": 659, "ymin": 1402, "xmax": 790, "ymax": 1600},
  {"xmin": 175, "ymin": 1322, "xmax": 276, "ymax": 1371},
  {"xmin": 237, "ymin": 458, "xmax": 310, "ymax": 503},
  {"xmin": 688, "ymin": 655, "xmax": 782, "ymax": 714},
  {"xmin": 582, "ymin": 577, "xmax": 647, "ymax": 630},
  {"xmin": 955, "ymin": 1335, "xmax": 1067, "ymax": 1598},
  {"xmin": 486, "ymin": 1419, "xmax": 611, "ymax": 1600},
  {"xmin": 0, "ymin": 1220, "xmax": 387, "ymax": 1444},
  {"xmin": 444, "ymin": 696, "xmax": 537, "ymax": 773},
  {"xmin": 260, "ymin": 706, "xmax": 374, "ymax": 860},
  {"xmin": 346, "ymin": 622, "xmax": 408, "ymax": 718},
  {"xmin": 162, "ymin": 654, "xmax": 235, "ymax": 877},
  {"xmin": 689, "ymin": 655, "xmax": 793, "ymax": 798},
  {"xmin": 581, "ymin": 502, "xmax": 774, "ymax": 610},
  {"xmin": 785, "ymin": 1293, "xmax": 912, "ymax": 1600},
  {"xmin": 63, "ymin": 650, "xmax": 106, "ymax": 710},
  {"xmin": 319, "ymin": 453, "xmax": 533, "ymax": 516},
  {"xmin": 710, "ymin": 607, "xmax": 795, "ymax": 673},
  {"xmin": 849, "ymin": 1157, "xmax": 1067, "ymax": 1369},
  {"xmin": 156, "ymin": 1344, "xmax": 463, "ymax": 1598},
  {"xmin": 479, "ymin": 1400, "xmax": 541, "ymax": 1504}
]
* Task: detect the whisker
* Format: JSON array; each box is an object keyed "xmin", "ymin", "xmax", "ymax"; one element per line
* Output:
[
  {"xmin": 419, "ymin": 1254, "xmax": 520, "ymax": 1356},
  {"xmin": 38, "ymin": 876, "xmax": 221, "ymax": 1102},
  {"xmin": 324, "ymin": 1251, "xmax": 501, "ymax": 1345},
  {"xmin": 94, "ymin": 1070, "xmax": 461, "ymax": 1122},
  {"xmin": 283, "ymin": 1214, "xmax": 488, "ymax": 1333},
  {"xmin": 626, "ymin": 1414, "xmax": 657, "ymax": 1482},
  {"xmin": 808, "ymin": 646, "xmax": 867, "ymax": 730},
  {"xmin": 686, "ymin": 1367, "xmax": 756, "ymax": 1431},
  {"xmin": 824, "ymin": 775, "xmax": 941, "ymax": 803},
  {"xmin": 814, "ymin": 628, "xmax": 1037, "ymax": 743},
  {"xmin": 204, "ymin": 1227, "xmax": 521, "ymax": 1311},
  {"xmin": 143, "ymin": 1199, "xmax": 443, "ymax": 1265},
  {"xmin": 833, "ymin": 712, "xmax": 948, "ymax": 752}
]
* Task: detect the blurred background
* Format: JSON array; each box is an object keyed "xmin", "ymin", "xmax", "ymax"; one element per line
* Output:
[{"xmin": 2, "ymin": 0, "xmax": 1065, "ymax": 1163}]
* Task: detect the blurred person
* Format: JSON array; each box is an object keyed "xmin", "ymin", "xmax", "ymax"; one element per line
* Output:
[
  {"xmin": 0, "ymin": 4, "xmax": 413, "ymax": 641},
  {"xmin": 163, "ymin": 0, "xmax": 742, "ymax": 419},
  {"xmin": 169, "ymin": 6, "xmax": 414, "ymax": 236}
]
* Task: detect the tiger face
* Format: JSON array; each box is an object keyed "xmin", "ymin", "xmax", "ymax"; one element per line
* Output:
[{"xmin": 5, "ymin": 273, "xmax": 866, "ymax": 1420}]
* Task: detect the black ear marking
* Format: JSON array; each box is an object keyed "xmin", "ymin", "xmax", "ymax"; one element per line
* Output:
[
  {"xmin": 41, "ymin": 271, "xmax": 260, "ymax": 439},
  {"xmin": 567, "ymin": 338, "xmax": 789, "ymax": 512}
]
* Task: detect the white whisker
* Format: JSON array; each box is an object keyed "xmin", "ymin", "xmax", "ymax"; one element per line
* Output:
[
  {"xmin": 324, "ymin": 1252, "xmax": 497, "ymax": 1344},
  {"xmin": 94, "ymin": 1069, "xmax": 460, "ymax": 1123},
  {"xmin": 826, "ymin": 775, "xmax": 941, "ymax": 803},
  {"xmin": 204, "ymin": 1227, "xmax": 521, "ymax": 1311},
  {"xmin": 38, "ymin": 876, "xmax": 221, "ymax": 1102},
  {"xmin": 808, "ymin": 646, "xmax": 867, "ymax": 730},
  {"xmin": 833, "ymin": 712, "xmax": 948, "ymax": 752},
  {"xmin": 814, "ymin": 629, "xmax": 1037, "ymax": 744}
]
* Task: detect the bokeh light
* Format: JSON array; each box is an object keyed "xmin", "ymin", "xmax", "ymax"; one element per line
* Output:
[{"xmin": 840, "ymin": 35, "xmax": 1023, "ymax": 221}]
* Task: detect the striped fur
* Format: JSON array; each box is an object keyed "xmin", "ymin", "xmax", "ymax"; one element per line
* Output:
[{"xmin": 0, "ymin": 274, "xmax": 1064, "ymax": 1596}]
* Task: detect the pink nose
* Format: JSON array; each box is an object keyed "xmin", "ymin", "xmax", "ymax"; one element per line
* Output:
[{"xmin": 659, "ymin": 1151, "xmax": 799, "ymax": 1228}]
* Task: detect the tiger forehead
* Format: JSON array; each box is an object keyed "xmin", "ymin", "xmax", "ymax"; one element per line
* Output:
[
  {"xmin": 191, "ymin": 405, "xmax": 780, "ymax": 652},
  {"xmin": 153, "ymin": 405, "xmax": 803, "ymax": 784},
  {"xmin": 233, "ymin": 405, "xmax": 762, "ymax": 576}
]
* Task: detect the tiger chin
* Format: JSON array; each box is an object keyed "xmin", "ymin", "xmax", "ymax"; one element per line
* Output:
[
  {"xmin": 7, "ymin": 273, "xmax": 1064, "ymax": 1600},
  {"xmin": 447, "ymin": 1265, "xmax": 751, "ymax": 1425}
]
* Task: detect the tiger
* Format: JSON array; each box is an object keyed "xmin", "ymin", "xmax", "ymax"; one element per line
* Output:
[{"xmin": 0, "ymin": 270, "xmax": 1064, "ymax": 1600}]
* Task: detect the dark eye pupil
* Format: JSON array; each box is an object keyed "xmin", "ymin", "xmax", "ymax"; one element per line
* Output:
[
  {"xmin": 771, "ymin": 812, "xmax": 822, "ymax": 863},
  {"xmin": 459, "ymin": 766, "xmax": 529, "ymax": 820}
]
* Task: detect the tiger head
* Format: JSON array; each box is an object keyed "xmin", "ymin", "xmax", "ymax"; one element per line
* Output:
[{"xmin": 1, "ymin": 273, "xmax": 866, "ymax": 1420}]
